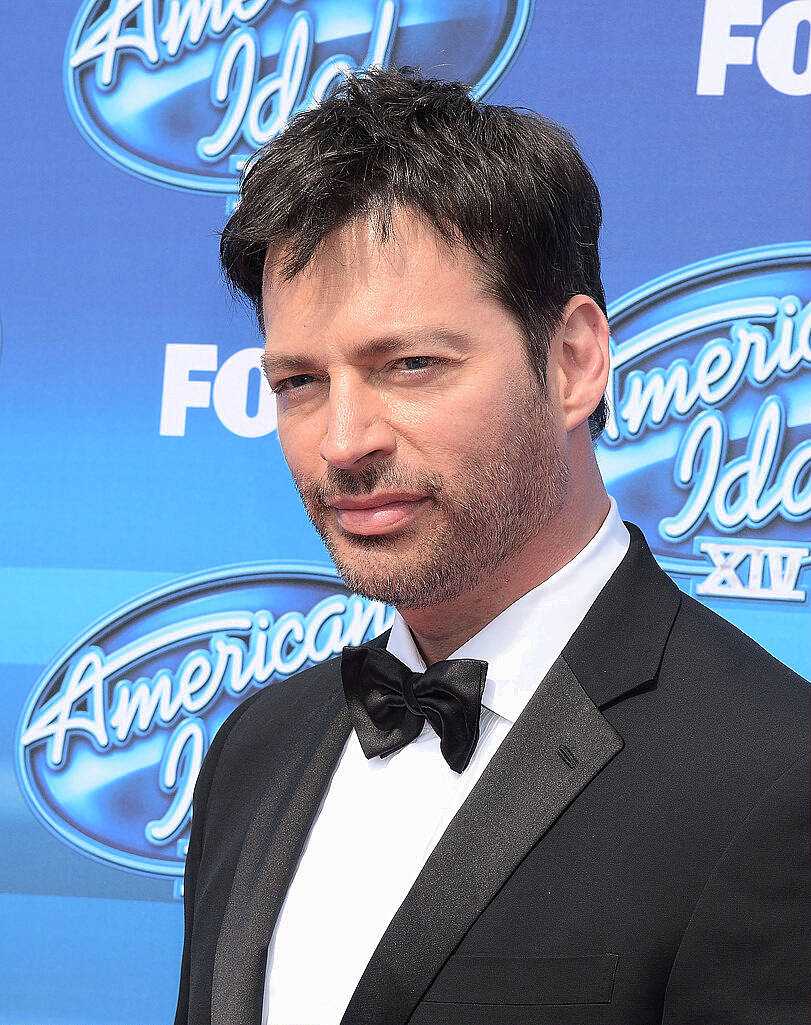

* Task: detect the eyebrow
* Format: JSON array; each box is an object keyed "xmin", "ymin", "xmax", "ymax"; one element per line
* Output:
[{"xmin": 260, "ymin": 329, "xmax": 471, "ymax": 381}]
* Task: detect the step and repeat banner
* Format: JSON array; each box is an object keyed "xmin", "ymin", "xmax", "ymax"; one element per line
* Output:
[{"xmin": 1, "ymin": 1, "xmax": 809, "ymax": 1021}]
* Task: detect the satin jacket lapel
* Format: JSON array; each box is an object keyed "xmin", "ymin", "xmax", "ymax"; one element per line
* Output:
[
  {"xmin": 342, "ymin": 521, "xmax": 682, "ymax": 1025},
  {"xmin": 211, "ymin": 684, "xmax": 353, "ymax": 1024},
  {"xmin": 340, "ymin": 655, "xmax": 621, "ymax": 1025}
]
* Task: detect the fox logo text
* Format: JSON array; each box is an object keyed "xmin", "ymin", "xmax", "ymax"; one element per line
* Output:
[
  {"xmin": 159, "ymin": 344, "xmax": 275, "ymax": 437},
  {"xmin": 697, "ymin": 0, "xmax": 811, "ymax": 95}
]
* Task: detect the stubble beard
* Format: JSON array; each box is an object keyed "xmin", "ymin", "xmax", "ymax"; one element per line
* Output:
[{"xmin": 293, "ymin": 384, "xmax": 571, "ymax": 609}]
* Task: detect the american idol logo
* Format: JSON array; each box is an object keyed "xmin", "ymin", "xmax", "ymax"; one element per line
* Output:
[
  {"xmin": 599, "ymin": 242, "xmax": 811, "ymax": 603},
  {"xmin": 16, "ymin": 565, "xmax": 392, "ymax": 877},
  {"xmin": 64, "ymin": 0, "xmax": 533, "ymax": 193}
]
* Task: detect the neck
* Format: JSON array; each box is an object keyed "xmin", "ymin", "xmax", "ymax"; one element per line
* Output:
[{"xmin": 400, "ymin": 485, "xmax": 611, "ymax": 666}]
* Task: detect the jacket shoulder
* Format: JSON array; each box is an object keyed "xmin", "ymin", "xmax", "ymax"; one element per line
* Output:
[
  {"xmin": 207, "ymin": 653, "xmax": 344, "ymax": 763},
  {"xmin": 671, "ymin": 588, "xmax": 808, "ymax": 686},
  {"xmin": 662, "ymin": 588, "xmax": 809, "ymax": 761},
  {"xmin": 215, "ymin": 627, "xmax": 389, "ymax": 750}
]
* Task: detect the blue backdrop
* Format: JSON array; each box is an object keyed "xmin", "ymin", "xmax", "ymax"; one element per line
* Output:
[{"xmin": 1, "ymin": 2, "xmax": 809, "ymax": 1021}]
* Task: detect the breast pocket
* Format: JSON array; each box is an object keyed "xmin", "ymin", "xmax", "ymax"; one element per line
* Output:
[{"xmin": 422, "ymin": 952, "xmax": 619, "ymax": 1006}]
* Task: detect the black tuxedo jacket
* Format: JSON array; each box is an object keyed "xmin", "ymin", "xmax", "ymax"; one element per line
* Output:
[{"xmin": 174, "ymin": 522, "xmax": 810, "ymax": 1024}]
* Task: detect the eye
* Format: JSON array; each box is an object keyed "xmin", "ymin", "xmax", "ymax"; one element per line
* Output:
[
  {"xmin": 395, "ymin": 356, "xmax": 440, "ymax": 371},
  {"xmin": 272, "ymin": 374, "xmax": 315, "ymax": 394}
]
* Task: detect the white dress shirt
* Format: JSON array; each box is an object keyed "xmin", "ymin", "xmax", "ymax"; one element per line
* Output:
[{"xmin": 262, "ymin": 497, "xmax": 630, "ymax": 1025}]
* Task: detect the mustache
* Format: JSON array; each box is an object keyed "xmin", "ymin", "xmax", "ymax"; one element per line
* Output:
[{"xmin": 302, "ymin": 463, "xmax": 443, "ymax": 506}]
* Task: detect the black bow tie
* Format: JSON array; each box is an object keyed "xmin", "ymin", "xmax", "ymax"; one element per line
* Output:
[{"xmin": 340, "ymin": 645, "xmax": 488, "ymax": 773}]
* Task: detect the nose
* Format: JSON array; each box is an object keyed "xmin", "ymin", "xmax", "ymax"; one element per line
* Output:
[{"xmin": 318, "ymin": 373, "xmax": 395, "ymax": 469}]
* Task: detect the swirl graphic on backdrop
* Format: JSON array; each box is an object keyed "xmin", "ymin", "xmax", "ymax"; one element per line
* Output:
[
  {"xmin": 16, "ymin": 565, "xmax": 392, "ymax": 878},
  {"xmin": 64, "ymin": 0, "xmax": 534, "ymax": 194},
  {"xmin": 599, "ymin": 242, "xmax": 811, "ymax": 603}
]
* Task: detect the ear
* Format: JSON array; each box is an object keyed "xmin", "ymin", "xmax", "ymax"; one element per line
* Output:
[{"xmin": 548, "ymin": 295, "xmax": 610, "ymax": 432}]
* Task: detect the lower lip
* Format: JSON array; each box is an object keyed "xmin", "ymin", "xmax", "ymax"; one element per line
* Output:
[{"xmin": 332, "ymin": 499, "xmax": 429, "ymax": 535}]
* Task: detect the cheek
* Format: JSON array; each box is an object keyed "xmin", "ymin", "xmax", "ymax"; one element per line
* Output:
[
  {"xmin": 388, "ymin": 374, "xmax": 497, "ymax": 447},
  {"xmin": 393, "ymin": 408, "xmax": 502, "ymax": 482},
  {"xmin": 389, "ymin": 403, "xmax": 472, "ymax": 468},
  {"xmin": 277, "ymin": 415, "xmax": 320, "ymax": 477}
]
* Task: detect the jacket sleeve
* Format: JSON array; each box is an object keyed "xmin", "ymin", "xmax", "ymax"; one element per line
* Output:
[
  {"xmin": 173, "ymin": 695, "xmax": 262, "ymax": 1025},
  {"xmin": 662, "ymin": 751, "xmax": 811, "ymax": 1025}
]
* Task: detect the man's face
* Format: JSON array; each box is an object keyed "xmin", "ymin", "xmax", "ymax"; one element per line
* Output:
[{"xmin": 261, "ymin": 209, "xmax": 571, "ymax": 608}]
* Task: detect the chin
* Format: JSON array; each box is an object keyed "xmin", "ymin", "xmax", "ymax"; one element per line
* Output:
[
  {"xmin": 328, "ymin": 537, "xmax": 485, "ymax": 610},
  {"xmin": 330, "ymin": 534, "xmax": 406, "ymax": 581},
  {"xmin": 326, "ymin": 535, "xmax": 423, "ymax": 602}
]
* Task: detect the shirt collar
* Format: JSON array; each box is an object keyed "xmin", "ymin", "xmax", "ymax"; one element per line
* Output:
[{"xmin": 386, "ymin": 495, "xmax": 630, "ymax": 724}]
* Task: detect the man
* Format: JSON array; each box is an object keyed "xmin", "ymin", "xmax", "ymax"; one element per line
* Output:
[{"xmin": 175, "ymin": 69, "xmax": 809, "ymax": 1025}]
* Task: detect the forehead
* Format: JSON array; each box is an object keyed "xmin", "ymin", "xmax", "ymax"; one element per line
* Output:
[{"xmin": 260, "ymin": 209, "xmax": 498, "ymax": 342}]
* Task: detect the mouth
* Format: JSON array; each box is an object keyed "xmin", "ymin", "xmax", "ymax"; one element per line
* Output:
[{"xmin": 328, "ymin": 492, "xmax": 430, "ymax": 536}]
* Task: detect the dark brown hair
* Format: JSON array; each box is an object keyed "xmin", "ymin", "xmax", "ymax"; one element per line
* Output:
[{"xmin": 220, "ymin": 67, "xmax": 608, "ymax": 439}]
